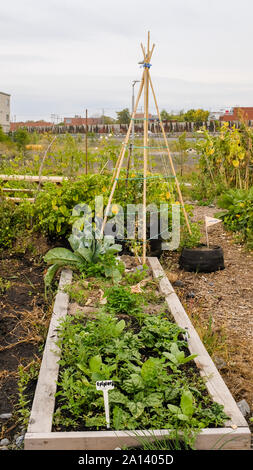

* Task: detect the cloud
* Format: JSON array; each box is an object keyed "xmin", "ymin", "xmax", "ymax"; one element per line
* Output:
[{"xmin": 1, "ymin": 0, "xmax": 253, "ymax": 119}]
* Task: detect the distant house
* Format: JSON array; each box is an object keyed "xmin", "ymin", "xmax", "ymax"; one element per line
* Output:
[
  {"xmin": 64, "ymin": 116, "xmax": 103, "ymax": 126},
  {"xmin": 0, "ymin": 92, "xmax": 11, "ymax": 133},
  {"xmin": 10, "ymin": 120, "xmax": 53, "ymax": 131},
  {"xmin": 134, "ymin": 113, "xmax": 154, "ymax": 121},
  {"xmin": 219, "ymin": 107, "xmax": 253, "ymax": 122}
]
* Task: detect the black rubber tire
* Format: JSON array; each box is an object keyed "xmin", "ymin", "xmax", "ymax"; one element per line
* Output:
[{"xmin": 179, "ymin": 245, "xmax": 225, "ymax": 273}]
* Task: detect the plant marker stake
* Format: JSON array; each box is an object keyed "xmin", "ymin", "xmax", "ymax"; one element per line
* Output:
[
  {"xmin": 204, "ymin": 216, "xmax": 222, "ymax": 248},
  {"xmin": 96, "ymin": 381, "xmax": 114, "ymax": 429}
]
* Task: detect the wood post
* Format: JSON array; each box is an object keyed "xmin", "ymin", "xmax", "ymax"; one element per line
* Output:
[
  {"xmin": 147, "ymin": 70, "xmax": 192, "ymax": 235},
  {"xmin": 100, "ymin": 74, "xmax": 145, "ymax": 236},
  {"xmin": 142, "ymin": 33, "xmax": 151, "ymax": 264}
]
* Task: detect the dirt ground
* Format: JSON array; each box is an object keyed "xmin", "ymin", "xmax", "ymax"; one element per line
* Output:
[
  {"xmin": 162, "ymin": 205, "xmax": 253, "ymax": 421},
  {"xmin": 0, "ymin": 235, "xmax": 52, "ymax": 444}
]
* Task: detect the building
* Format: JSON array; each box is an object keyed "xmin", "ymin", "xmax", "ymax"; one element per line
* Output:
[
  {"xmin": 10, "ymin": 120, "xmax": 53, "ymax": 131},
  {"xmin": 64, "ymin": 116, "xmax": 104, "ymax": 126},
  {"xmin": 0, "ymin": 92, "xmax": 11, "ymax": 132},
  {"xmin": 219, "ymin": 107, "xmax": 253, "ymax": 122}
]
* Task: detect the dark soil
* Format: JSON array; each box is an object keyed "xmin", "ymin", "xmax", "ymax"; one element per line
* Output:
[{"xmin": 0, "ymin": 234, "xmax": 52, "ymax": 442}]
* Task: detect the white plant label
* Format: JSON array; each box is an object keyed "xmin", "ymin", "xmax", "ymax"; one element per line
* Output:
[{"xmin": 96, "ymin": 381, "xmax": 114, "ymax": 428}]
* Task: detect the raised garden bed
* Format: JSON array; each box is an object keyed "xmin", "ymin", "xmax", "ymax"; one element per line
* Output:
[{"xmin": 24, "ymin": 257, "xmax": 251, "ymax": 450}]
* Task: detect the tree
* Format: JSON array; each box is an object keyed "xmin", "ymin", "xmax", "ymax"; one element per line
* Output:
[
  {"xmin": 116, "ymin": 108, "xmax": 131, "ymax": 125},
  {"xmin": 101, "ymin": 115, "xmax": 116, "ymax": 125},
  {"xmin": 184, "ymin": 109, "xmax": 209, "ymax": 122},
  {"xmin": 12, "ymin": 128, "xmax": 30, "ymax": 149},
  {"xmin": 160, "ymin": 109, "xmax": 172, "ymax": 121},
  {"xmin": 174, "ymin": 131, "xmax": 189, "ymax": 176}
]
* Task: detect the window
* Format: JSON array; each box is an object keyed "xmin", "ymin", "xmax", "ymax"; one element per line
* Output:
[{"xmin": 6, "ymin": 114, "xmax": 9, "ymax": 121}]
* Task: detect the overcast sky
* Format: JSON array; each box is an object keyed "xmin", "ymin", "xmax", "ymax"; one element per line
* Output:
[{"xmin": 1, "ymin": 0, "xmax": 253, "ymax": 121}]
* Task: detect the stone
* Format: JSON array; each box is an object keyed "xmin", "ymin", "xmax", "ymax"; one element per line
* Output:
[
  {"xmin": 15, "ymin": 435, "xmax": 24, "ymax": 447},
  {"xmin": 236, "ymin": 399, "xmax": 250, "ymax": 417},
  {"xmin": 173, "ymin": 280, "xmax": 185, "ymax": 288},
  {"xmin": 213, "ymin": 356, "xmax": 227, "ymax": 370},
  {"xmin": 186, "ymin": 291, "xmax": 195, "ymax": 299},
  {"xmin": 0, "ymin": 439, "xmax": 10, "ymax": 446},
  {"xmin": 0, "ymin": 413, "xmax": 12, "ymax": 420}
]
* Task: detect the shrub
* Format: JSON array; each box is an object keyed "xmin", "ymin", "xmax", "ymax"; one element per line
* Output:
[
  {"xmin": 0, "ymin": 199, "xmax": 32, "ymax": 249},
  {"xmin": 217, "ymin": 188, "xmax": 253, "ymax": 248}
]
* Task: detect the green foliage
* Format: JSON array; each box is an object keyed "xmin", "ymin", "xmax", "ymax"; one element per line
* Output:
[
  {"xmin": 116, "ymin": 108, "xmax": 131, "ymax": 124},
  {"xmin": 0, "ymin": 125, "xmax": 11, "ymax": 142},
  {"xmin": 0, "ymin": 276, "xmax": 11, "ymax": 293},
  {"xmin": 0, "ymin": 199, "xmax": 32, "ymax": 250},
  {"xmin": 123, "ymin": 264, "xmax": 149, "ymax": 286},
  {"xmin": 159, "ymin": 109, "xmax": 209, "ymax": 123},
  {"xmin": 12, "ymin": 128, "xmax": 30, "ymax": 149},
  {"xmin": 17, "ymin": 361, "xmax": 40, "ymax": 426},
  {"xmin": 54, "ymin": 312, "xmax": 228, "ymax": 432},
  {"xmin": 104, "ymin": 285, "xmax": 144, "ymax": 318},
  {"xmin": 217, "ymin": 188, "xmax": 253, "ymax": 249},
  {"xmin": 194, "ymin": 124, "xmax": 253, "ymax": 199},
  {"xmin": 44, "ymin": 230, "xmax": 123, "ymax": 291},
  {"xmin": 184, "ymin": 109, "xmax": 209, "ymax": 123},
  {"xmin": 179, "ymin": 221, "xmax": 202, "ymax": 249}
]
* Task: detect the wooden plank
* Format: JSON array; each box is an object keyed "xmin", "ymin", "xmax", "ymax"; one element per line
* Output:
[
  {"xmin": 25, "ymin": 427, "xmax": 251, "ymax": 450},
  {"xmin": 4, "ymin": 197, "xmax": 35, "ymax": 202},
  {"xmin": 0, "ymin": 174, "xmax": 66, "ymax": 183},
  {"xmin": 2, "ymin": 188, "xmax": 36, "ymax": 192},
  {"xmin": 148, "ymin": 257, "xmax": 248, "ymax": 428},
  {"xmin": 26, "ymin": 269, "xmax": 72, "ymax": 433},
  {"xmin": 24, "ymin": 258, "xmax": 251, "ymax": 451}
]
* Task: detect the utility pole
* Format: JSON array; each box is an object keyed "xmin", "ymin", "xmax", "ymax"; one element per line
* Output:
[{"xmin": 126, "ymin": 80, "xmax": 140, "ymax": 186}]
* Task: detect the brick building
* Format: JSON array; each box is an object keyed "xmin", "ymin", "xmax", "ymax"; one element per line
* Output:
[{"xmin": 219, "ymin": 107, "xmax": 253, "ymax": 122}]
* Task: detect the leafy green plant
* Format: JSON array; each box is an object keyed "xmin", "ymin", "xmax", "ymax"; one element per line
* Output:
[
  {"xmin": 179, "ymin": 221, "xmax": 202, "ymax": 249},
  {"xmin": 44, "ymin": 231, "xmax": 123, "ymax": 291},
  {"xmin": 16, "ymin": 361, "xmax": 40, "ymax": 426},
  {"xmin": 54, "ymin": 311, "xmax": 229, "ymax": 432},
  {"xmin": 0, "ymin": 198, "xmax": 33, "ymax": 250},
  {"xmin": 217, "ymin": 187, "xmax": 253, "ymax": 248},
  {"xmin": 0, "ymin": 276, "xmax": 11, "ymax": 293},
  {"xmin": 163, "ymin": 343, "xmax": 197, "ymax": 372},
  {"xmin": 104, "ymin": 285, "xmax": 144, "ymax": 318}
]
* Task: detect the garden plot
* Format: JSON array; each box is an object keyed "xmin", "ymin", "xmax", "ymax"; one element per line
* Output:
[{"xmin": 24, "ymin": 256, "xmax": 250, "ymax": 450}]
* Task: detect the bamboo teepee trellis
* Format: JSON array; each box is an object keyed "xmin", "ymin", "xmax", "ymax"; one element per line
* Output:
[{"xmin": 101, "ymin": 32, "xmax": 192, "ymax": 264}]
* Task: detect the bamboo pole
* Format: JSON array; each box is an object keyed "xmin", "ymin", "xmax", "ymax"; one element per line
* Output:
[
  {"xmin": 147, "ymin": 70, "xmax": 192, "ymax": 235},
  {"xmin": 142, "ymin": 40, "xmax": 150, "ymax": 264},
  {"xmin": 100, "ymin": 75, "xmax": 145, "ymax": 236}
]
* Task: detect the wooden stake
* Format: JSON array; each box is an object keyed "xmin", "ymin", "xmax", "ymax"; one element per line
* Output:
[
  {"xmin": 142, "ymin": 37, "xmax": 150, "ymax": 264},
  {"xmin": 100, "ymin": 75, "xmax": 145, "ymax": 236},
  {"xmin": 147, "ymin": 71, "xmax": 192, "ymax": 235}
]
